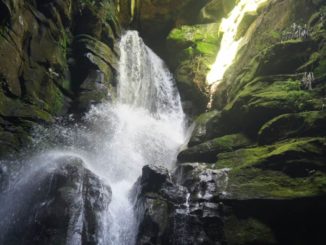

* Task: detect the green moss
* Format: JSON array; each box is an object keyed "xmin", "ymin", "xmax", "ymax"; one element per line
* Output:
[
  {"xmin": 166, "ymin": 23, "xmax": 222, "ymax": 113},
  {"xmin": 167, "ymin": 22, "xmax": 221, "ymax": 65},
  {"xmin": 58, "ymin": 31, "xmax": 71, "ymax": 60},
  {"xmin": 47, "ymin": 85, "xmax": 65, "ymax": 115},
  {"xmin": 168, "ymin": 23, "xmax": 220, "ymax": 44},
  {"xmin": 314, "ymin": 59, "xmax": 326, "ymax": 77},
  {"xmin": 258, "ymin": 111, "xmax": 326, "ymax": 145},
  {"xmin": 210, "ymin": 133, "xmax": 251, "ymax": 151},
  {"xmin": 215, "ymin": 137, "xmax": 326, "ymax": 199},
  {"xmin": 195, "ymin": 42, "xmax": 218, "ymax": 56},
  {"xmin": 179, "ymin": 133, "xmax": 252, "ymax": 163},
  {"xmin": 226, "ymin": 168, "xmax": 326, "ymax": 199},
  {"xmin": 270, "ymin": 30, "xmax": 281, "ymax": 40},
  {"xmin": 1, "ymin": 88, "xmax": 53, "ymax": 122},
  {"xmin": 221, "ymin": 76, "xmax": 320, "ymax": 136},
  {"xmin": 216, "ymin": 137, "xmax": 325, "ymax": 169}
]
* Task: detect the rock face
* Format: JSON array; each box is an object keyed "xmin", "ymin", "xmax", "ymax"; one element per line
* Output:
[
  {"xmin": 0, "ymin": 0, "xmax": 120, "ymax": 157},
  {"xmin": 167, "ymin": 0, "xmax": 326, "ymax": 244},
  {"xmin": 0, "ymin": 156, "xmax": 111, "ymax": 245},
  {"xmin": 166, "ymin": 23, "xmax": 221, "ymax": 114},
  {"xmin": 133, "ymin": 164, "xmax": 225, "ymax": 245},
  {"xmin": 118, "ymin": 0, "xmax": 211, "ymax": 53}
]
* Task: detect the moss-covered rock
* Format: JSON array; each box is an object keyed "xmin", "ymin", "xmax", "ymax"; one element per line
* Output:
[
  {"xmin": 212, "ymin": 0, "xmax": 321, "ymax": 110},
  {"xmin": 166, "ymin": 23, "xmax": 221, "ymax": 114},
  {"xmin": 188, "ymin": 110, "xmax": 220, "ymax": 146},
  {"xmin": 215, "ymin": 137, "xmax": 326, "ymax": 199},
  {"xmin": 178, "ymin": 133, "xmax": 252, "ymax": 163},
  {"xmin": 167, "ymin": 23, "xmax": 221, "ymax": 68},
  {"xmin": 164, "ymin": 1, "xmax": 326, "ymax": 244},
  {"xmin": 219, "ymin": 75, "xmax": 322, "ymax": 137},
  {"xmin": 0, "ymin": 0, "xmax": 121, "ymax": 156},
  {"xmin": 258, "ymin": 111, "xmax": 326, "ymax": 145},
  {"xmin": 71, "ymin": 34, "xmax": 117, "ymax": 112}
]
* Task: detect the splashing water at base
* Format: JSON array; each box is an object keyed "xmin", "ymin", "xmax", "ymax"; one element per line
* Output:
[{"xmin": 0, "ymin": 31, "xmax": 186, "ymax": 245}]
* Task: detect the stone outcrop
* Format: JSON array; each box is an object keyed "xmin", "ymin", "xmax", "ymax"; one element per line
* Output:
[
  {"xmin": 0, "ymin": 0, "xmax": 120, "ymax": 157},
  {"xmin": 133, "ymin": 164, "xmax": 225, "ymax": 245},
  {"xmin": 165, "ymin": 0, "xmax": 326, "ymax": 244},
  {"xmin": 0, "ymin": 156, "xmax": 111, "ymax": 245}
]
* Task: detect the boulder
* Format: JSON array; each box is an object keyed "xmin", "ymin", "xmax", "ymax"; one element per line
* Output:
[
  {"xmin": 0, "ymin": 156, "xmax": 111, "ymax": 245},
  {"xmin": 134, "ymin": 164, "xmax": 225, "ymax": 245}
]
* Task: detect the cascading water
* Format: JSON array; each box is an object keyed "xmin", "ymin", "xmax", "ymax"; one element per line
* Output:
[
  {"xmin": 0, "ymin": 31, "xmax": 186, "ymax": 245},
  {"xmin": 103, "ymin": 30, "xmax": 186, "ymax": 244}
]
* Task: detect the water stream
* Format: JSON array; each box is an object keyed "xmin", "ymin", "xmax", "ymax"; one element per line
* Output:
[{"xmin": 0, "ymin": 30, "xmax": 186, "ymax": 245}]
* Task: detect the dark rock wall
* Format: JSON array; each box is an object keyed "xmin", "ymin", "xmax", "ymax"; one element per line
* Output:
[
  {"xmin": 160, "ymin": 0, "xmax": 326, "ymax": 244},
  {"xmin": 0, "ymin": 0, "xmax": 120, "ymax": 157}
]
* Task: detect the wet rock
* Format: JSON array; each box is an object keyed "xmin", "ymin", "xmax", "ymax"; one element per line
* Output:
[
  {"xmin": 133, "ymin": 164, "xmax": 186, "ymax": 245},
  {"xmin": 178, "ymin": 133, "xmax": 252, "ymax": 163},
  {"xmin": 188, "ymin": 110, "xmax": 220, "ymax": 147},
  {"xmin": 0, "ymin": 156, "xmax": 111, "ymax": 245},
  {"xmin": 141, "ymin": 165, "xmax": 171, "ymax": 190},
  {"xmin": 134, "ymin": 164, "xmax": 226, "ymax": 245},
  {"xmin": 166, "ymin": 23, "xmax": 221, "ymax": 114},
  {"xmin": 176, "ymin": 163, "xmax": 230, "ymax": 201}
]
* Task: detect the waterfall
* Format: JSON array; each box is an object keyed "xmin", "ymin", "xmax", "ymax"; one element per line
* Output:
[
  {"xmin": 102, "ymin": 30, "xmax": 186, "ymax": 244},
  {"xmin": 0, "ymin": 31, "xmax": 186, "ymax": 245}
]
